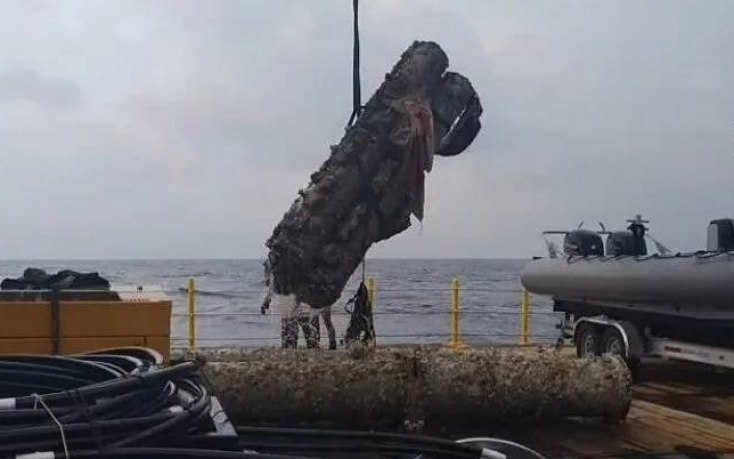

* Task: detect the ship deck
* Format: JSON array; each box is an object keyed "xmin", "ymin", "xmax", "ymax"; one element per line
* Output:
[{"xmin": 493, "ymin": 359, "xmax": 734, "ymax": 458}]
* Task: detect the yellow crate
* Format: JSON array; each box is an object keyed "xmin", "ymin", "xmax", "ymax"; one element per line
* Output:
[{"xmin": 0, "ymin": 297, "xmax": 172, "ymax": 361}]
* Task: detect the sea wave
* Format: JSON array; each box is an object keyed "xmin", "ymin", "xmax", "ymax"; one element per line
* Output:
[
  {"xmin": 158, "ymin": 271, "xmax": 215, "ymax": 279},
  {"xmin": 175, "ymin": 287, "xmax": 253, "ymax": 299}
]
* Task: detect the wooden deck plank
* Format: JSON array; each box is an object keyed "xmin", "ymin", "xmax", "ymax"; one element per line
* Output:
[
  {"xmin": 490, "ymin": 421, "xmax": 643, "ymax": 459},
  {"xmin": 634, "ymin": 392, "xmax": 734, "ymax": 424},
  {"xmin": 634, "ymin": 398, "xmax": 734, "ymax": 439},
  {"xmin": 636, "ymin": 381, "xmax": 734, "ymax": 397},
  {"xmin": 627, "ymin": 400, "xmax": 734, "ymax": 451},
  {"xmin": 499, "ymin": 361, "xmax": 734, "ymax": 458},
  {"xmin": 637, "ymin": 381, "xmax": 708, "ymax": 395}
]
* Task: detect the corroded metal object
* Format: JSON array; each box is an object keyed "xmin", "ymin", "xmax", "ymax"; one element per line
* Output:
[
  {"xmin": 266, "ymin": 41, "xmax": 483, "ymax": 309},
  {"xmin": 203, "ymin": 347, "xmax": 631, "ymax": 431}
]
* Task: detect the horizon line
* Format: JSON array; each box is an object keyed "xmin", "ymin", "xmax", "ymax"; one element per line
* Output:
[{"xmin": 0, "ymin": 256, "xmax": 533, "ymax": 261}]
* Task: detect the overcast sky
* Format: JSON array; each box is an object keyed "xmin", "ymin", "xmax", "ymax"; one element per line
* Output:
[{"xmin": 1, "ymin": 1, "xmax": 732, "ymax": 259}]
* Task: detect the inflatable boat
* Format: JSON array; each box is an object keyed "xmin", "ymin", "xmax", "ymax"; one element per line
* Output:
[{"xmin": 521, "ymin": 216, "xmax": 734, "ymax": 322}]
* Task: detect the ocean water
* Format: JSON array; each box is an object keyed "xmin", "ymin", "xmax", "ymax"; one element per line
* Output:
[{"xmin": 0, "ymin": 259, "xmax": 559, "ymax": 348}]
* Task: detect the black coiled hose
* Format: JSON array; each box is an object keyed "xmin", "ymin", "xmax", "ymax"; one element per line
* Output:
[
  {"xmin": 236, "ymin": 426, "xmax": 483, "ymax": 459},
  {"xmin": 0, "ymin": 352, "xmax": 215, "ymax": 458}
]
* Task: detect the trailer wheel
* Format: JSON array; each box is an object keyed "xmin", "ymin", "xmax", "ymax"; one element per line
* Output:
[
  {"xmin": 576, "ymin": 323, "xmax": 601, "ymax": 358},
  {"xmin": 601, "ymin": 327, "xmax": 626, "ymax": 358}
]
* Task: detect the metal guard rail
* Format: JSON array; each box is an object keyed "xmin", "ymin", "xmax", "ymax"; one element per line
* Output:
[{"xmin": 179, "ymin": 278, "xmax": 552, "ymax": 355}]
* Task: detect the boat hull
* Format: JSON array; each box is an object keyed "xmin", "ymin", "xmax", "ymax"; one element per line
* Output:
[{"xmin": 521, "ymin": 253, "xmax": 734, "ymax": 314}]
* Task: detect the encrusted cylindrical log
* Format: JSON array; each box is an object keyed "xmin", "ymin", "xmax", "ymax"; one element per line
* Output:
[{"xmin": 202, "ymin": 347, "xmax": 631, "ymax": 430}]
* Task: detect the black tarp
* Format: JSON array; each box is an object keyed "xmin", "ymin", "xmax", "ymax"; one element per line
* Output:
[{"xmin": 0, "ymin": 268, "xmax": 120, "ymax": 301}]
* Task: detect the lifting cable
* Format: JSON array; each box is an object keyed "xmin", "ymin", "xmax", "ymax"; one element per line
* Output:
[
  {"xmin": 345, "ymin": 0, "xmax": 368, "ymax": 284},
  {"xmin": 346, "ymin": 0, "xmax": 361, "ymax": 128}
]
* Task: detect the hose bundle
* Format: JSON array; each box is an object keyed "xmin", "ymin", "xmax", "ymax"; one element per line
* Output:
[{"xmin": 0, "ymin": 348, "xmax": 219, "ymax": 458}]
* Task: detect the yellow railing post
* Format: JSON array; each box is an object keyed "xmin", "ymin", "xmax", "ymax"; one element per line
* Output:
[
  {"xmin": 520, "ymin": 289, "xmax": 531, "ymax": 345},
  {"xmin": 367, "ymin": 277, "xmax": 377, "ymax": 347},
  {"xmin": 367, "ymin": 277, "xmax": 377, "ymax": 310},
  {"xmin": 449, "ymin": 277, "xmax": 466, "ymax": 351},
  {"xmin": 188, "ymin": 278, "xmax": 197, "ymax": 355}
]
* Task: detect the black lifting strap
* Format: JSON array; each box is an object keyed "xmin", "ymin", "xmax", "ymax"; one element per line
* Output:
[
  {"xmin": 347, "ymin": 0, "xmax": 361, "ymax": 127},
  {"xmin": 346, "ymin": 0, "xmax": 385, "ymax": 242},
  {"xmin": 345, "ymin": 0, "xmax": 382, "ymax": 292}
]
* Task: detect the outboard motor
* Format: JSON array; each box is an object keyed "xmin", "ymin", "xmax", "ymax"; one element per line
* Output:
[
  {"xmin": 707, "ymin": 219, "xmax": 734, "ymax": 251},
  {"xmin": 563, "ymin": 229, "xmax": 604, "ymax": 257},
  {"xmin": 606, "ymin": 231, "xmax": 648, "ymax": 256},
  {"xmin": 626, "ymin": 217, "xmax": 648, "ymax": 256}
]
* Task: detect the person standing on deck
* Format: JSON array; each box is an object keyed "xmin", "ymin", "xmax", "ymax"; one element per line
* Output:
[
  {"xmin": 261, "ymin": 291, "xmax": 334, "ymax": 349},
  {"xmin": 261, "ymin": 260, "xmax": 336, "ymax": 349},
  {"xmin": 321, "ymin": 305, "xmax": 337, "ymax": 350},
  {"xmin": 283, "ymin": 306, "xmax": 320, "ymax": 349}
]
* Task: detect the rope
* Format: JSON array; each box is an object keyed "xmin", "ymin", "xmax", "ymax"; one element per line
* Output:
[{"xmin": 32, "ymin": 393, "xmax": 70, "ymax": 459}]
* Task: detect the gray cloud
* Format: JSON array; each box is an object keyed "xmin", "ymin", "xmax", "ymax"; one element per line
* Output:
[
  {"xmin": 0, "ymin": 67, "xmax": 81, "ymax": 109},
  {"xmin": 0, "ymin": 0, "xmax": 732, "ymax": 258}
]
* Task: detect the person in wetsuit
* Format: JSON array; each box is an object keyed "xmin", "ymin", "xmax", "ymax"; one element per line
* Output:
[
  {"xmin": 260, "ymin": 261, "xmax": 335, "ymax": 349},
  {"xmin": 261, "ymin": 294, "xmax": 334, "ymax": 349}
]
